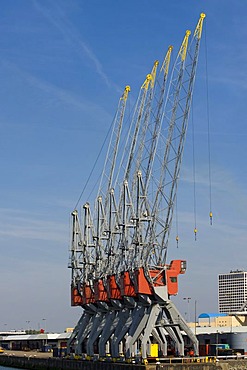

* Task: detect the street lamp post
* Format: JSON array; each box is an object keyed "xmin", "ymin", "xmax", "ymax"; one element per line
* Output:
[
  {"xmin": 42, "ymin": 318, "xmax": 47, "ymax": 347},
  {"xmin": 26, "ymin": 321, "xmax": 30, "ymax": 333},
  {"xmin": 183, "ymin": 297, "xmax": 191, "ymax": 322},
  {"xmin": 216, "ymin": 330, "xmax": 219, "ymax": 357},
  {"xmin": 42, "ymin": 318, "xmax": 46, "ymax": 333},
  {"xmin": 194, "ymin": 300, "xmax": 197, "ymax": 335}
]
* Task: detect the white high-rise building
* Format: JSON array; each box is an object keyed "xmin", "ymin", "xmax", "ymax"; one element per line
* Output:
[{"xmin": 218, "ymin": 270, "xmax": 247, "ymax": 313}]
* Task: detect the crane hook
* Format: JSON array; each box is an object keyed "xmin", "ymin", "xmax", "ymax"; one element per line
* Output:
[
  {"xmin": 209, "ymin": 211, "xmax": 213, "ymax": 225},
  {"xmin": 194, "ymin": 228, "xmax": 197, "ymax": 241}
]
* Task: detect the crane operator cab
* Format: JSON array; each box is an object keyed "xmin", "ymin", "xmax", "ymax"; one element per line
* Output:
[{"xmin": 166, "ymin": 260, "xmax": 187, "ymax": 296}]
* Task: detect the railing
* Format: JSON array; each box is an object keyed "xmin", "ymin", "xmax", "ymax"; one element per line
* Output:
[{"xmin": 154, "ymin": 356, "xmax": 216, "ymax": 364}]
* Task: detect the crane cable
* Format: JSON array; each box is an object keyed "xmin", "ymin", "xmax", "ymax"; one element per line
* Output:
[
  {"xmin": 204, "ymin": 20, "xmax": 213, "ymax": 225},
  {"xmin": 191, "ymin": 100, "xmax": 197, "ymax": 241},
  {"xmin": 175, "ymin": 195, "xmax": 179, "ymax": 247},
  {"xmin": 74, "ymin": 113, "xmax": 117, "ymax": 211},
  {"xmin": 74, "ymin": 93, "xmax": 133, "ymax": 210}
]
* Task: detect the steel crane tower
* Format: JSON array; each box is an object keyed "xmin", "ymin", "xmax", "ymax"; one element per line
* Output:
[
  {"xmin": 68, "ymin": 13, "xmax": 206, "ymax": 364},
  {"xmin": 67, "ymin": 86, "xmax": 131, "ymax": 354}
]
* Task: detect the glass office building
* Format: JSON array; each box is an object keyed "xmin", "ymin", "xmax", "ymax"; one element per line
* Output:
[{"xmin": 218, "ymin": 270, "xmax": 247, "ymax": 313}]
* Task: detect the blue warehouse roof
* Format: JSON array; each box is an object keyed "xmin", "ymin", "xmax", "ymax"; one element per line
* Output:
[{"xmin": 198, "ymin": 313, "xmax": 227, "ymax": 319}]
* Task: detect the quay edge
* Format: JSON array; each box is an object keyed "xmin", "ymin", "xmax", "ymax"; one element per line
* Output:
[
  {"xmin": 0, "ymin": 355, "xmax": 145, "ymax": 370},
  {"xmin": 1, "ymin": 355, "xmax": 247, "ymax": 370}
]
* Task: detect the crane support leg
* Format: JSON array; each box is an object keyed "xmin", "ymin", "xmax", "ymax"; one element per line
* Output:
[
  {"xmin": 111, "ymin": 306, "xmax": 138, "ymax": 358},
  {"xmin": 155, "ymin": 327, "xmax": 167, "ymax": 356},
  {"xmin": 67, "ymin": 310, "xmax": 94, "ymax": 355},
  {"xmin": 98, "ymin": 310, "xmax": 119, "ymax": 357},
  {"xmin": 125, "ymin": 305, "xmax": 151, "ymax": 358},
  {"xmin": 141, "ymin": 304, "xmax": 160, "ymax": 360},
  {"xmin": 67, "ymin": 310, "xmax": 85, "ymax": 353},
  {"xmin": 164, "ymin": 300, "xmax": 199, "ymax": 355},
  {"xmin": 150, "ymin": 328, "xmax": 166, "ymax": 356},
  {"xmin": 86, "ymin": 311, "xmax": 107, "ymax": 357},
  {"xmin": 75, "ymin": 314, "xmax": 94, "ymax": 355},
  {"xmin": 160, "ymin": 320, "xmax": 184, "ymax": 356}
]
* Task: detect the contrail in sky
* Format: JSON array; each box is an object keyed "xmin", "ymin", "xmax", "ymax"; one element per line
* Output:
[{"xmin": 32, "ymin": 0, "xmax": 111, "ymax": 87}]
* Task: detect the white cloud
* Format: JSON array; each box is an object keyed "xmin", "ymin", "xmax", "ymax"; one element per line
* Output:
[
  {"xmin": 0, "ymin": 207, "xmax": 67, "ymax": 243},
  {"xmin": 0, "ymin": 59, "xmax": 109, "ymax": 117}
]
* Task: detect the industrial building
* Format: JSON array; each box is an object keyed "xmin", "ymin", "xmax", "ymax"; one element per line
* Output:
[
  {"xmin": 189, "ymin": 313, "xmax": 247, "ymax": 356},
  {"xmin": 0, "ymin": 332, "xmax": 70, "ymax": 353}
]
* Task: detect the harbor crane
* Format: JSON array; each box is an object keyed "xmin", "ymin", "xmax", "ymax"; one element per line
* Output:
[{"xmin": 68, "ymin": 13, "xmax": 206, "ymax": 364}]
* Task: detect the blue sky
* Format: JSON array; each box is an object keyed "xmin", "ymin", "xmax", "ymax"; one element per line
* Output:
[{"xmin": 0, "ymin": 0, "xmax": 247, "ymax": 332}]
